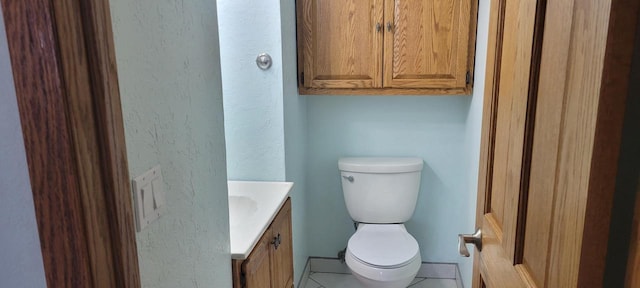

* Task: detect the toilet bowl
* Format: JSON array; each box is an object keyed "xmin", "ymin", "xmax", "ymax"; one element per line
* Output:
[{"xmin": 345, "ymin": 224, "xmax": 421, "ymax": 288}]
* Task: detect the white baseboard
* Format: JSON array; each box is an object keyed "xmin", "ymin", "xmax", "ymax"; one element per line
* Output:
[
  {"xmin": 303, "ymin": 257, "xmax": 462, "ymax": 286},
  {"xmin": 309, "ymin": 257, "xmax": 352, "ymax": 274},
  {"xmin": 296, "ymin": 258, "xmax": 312, "ymax": 288}
]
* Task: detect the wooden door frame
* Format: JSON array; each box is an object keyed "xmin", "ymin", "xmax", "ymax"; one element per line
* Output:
[
  {"xmin": 1, "ymin": 0, "xmax": 140, "ymax": 287},
  {"xmin": 473, "ymin": 0, "xmax": 640, "ymax": 287}
]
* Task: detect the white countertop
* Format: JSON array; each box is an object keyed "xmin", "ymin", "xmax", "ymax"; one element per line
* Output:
[{"xmin": 228, "ymin": 180, "xmax": 293, "ymax": 260}]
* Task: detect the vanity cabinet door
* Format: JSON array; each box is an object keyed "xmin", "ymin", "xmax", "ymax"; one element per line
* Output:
[
  {"xmin": 242, "ymin": 234, "xmax": 272, "ymax": 288},
  {"xmin": 300, "ymin": 0, "xmax": 384, "ymax": 88},
  {"xmin": 232, "ymin": 198, "xmax": 293, "ymax": 288},
  {"xmin": 383, "ymin": 0, "xmax": 473, "ymax": 89},
  {"xmin": 269, "ymin": 199, "xmax": 293, "ymax": 288}
]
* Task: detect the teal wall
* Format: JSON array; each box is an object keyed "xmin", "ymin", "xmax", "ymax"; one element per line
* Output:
[
  {"xmin": 217, "ymin": 0, "xmax": 310, "ymax": 283},
  {"xmin": 110, "ymin": 0, "xmax": 232, "ymax": 287},
  {"xmin": 217, "ymin": 0, "xmax": 488, "ymax": 287},
  {"xmin": 460, "ymin": 0, "xmax": 491, "ymax": 284},
  {"xmin": 217, "ymin": 0, "xmax": 286, "ymax": 181},
  {"xmin": 280, "ymin": 0, "xmax": 310, "ymax": 284},
  {"xmin": 305, "ymin": 95, "xmax": 473, "ymax": 261}
]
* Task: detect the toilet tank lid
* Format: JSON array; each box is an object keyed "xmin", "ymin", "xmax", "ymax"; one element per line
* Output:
[{"xmin": 338, "ymin": 157, "xmax": 424, "ymax": 173}]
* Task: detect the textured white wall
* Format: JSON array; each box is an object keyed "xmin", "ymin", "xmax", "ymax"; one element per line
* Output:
[
  {"xmin": 110, "ymin": 0, "xmax": 231, "ymax": 287},
  {"xmin": 0, "ymin": 5, "xmax": 47, "ymax": 287}
]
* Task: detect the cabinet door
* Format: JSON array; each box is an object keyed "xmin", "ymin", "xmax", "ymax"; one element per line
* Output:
[
  {"xmin": 383, "ymin": 0, "xmax": 472, "ymax": 88},
  {"xmin": 242, "ymin": 235, "xmax": 272, "ymax": 288},
  {"xmin": 270, "ymin": 199, "xmax": 293, "ymax": 288},
  {"xmin": 300, "ymin": 0, "xmax": 384, "ymax": 88}
]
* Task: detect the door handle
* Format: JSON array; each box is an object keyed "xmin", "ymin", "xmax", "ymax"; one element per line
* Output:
[{"xmin": 458, "ymin": 229, "xmax": 482, "ymax": 257}]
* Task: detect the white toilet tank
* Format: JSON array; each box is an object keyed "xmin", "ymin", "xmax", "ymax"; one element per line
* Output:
[{"xmin": 339, "ymin": 157, "xmax": 423, "ymax": 224}]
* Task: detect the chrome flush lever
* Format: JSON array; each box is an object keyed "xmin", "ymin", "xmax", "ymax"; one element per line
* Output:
[
  {"xmin": 342, "ymin": 175, "xmax": 354, "ymax": 183},
  {"xmin": 458, "ymin": 229, "xmax": 482, "ymax": 257}
]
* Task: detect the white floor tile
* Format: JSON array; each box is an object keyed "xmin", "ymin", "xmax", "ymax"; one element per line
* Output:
[
  {"xmin": 408, "ymin": 278, "xmax": 458, "ymax": 288},
  {"xmin": 409, "ymin": 278, "xmax": 426, "ymax": 286},
  {"xmin": 304, "ymin": 273, "xmax": 457, "ymax": 288},
  {"xmin": 304, "ymin": 277, "xmax": 324, "ymax": 288},
  {"xmin": 309, "ymin": 272, "xmax": 365, "ymax": 288}
]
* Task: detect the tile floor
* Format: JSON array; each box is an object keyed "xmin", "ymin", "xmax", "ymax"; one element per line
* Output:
[{"xmin": 302, "ymin": 272, "xmax": 458, "ymax": 288}]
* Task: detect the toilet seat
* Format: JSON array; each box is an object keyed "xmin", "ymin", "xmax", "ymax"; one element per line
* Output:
[{"xmin": 347, "ymin": 224, "xmax": 420, "ymax": 268}]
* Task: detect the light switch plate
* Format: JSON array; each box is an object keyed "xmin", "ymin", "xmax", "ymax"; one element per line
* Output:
[{"xmin": 132, "ymin": 165, "xmax": 165, "ymax": 231}]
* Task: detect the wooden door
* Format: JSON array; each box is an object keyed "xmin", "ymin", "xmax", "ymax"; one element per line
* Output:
[
  {"xmin": 472, "ymin": 0, "xmax": 639, "ymax": 287},
  {"xmin": 300, "ymin": 0, "xmax": 384, "ymax": 88},
  {"xmin": 383, "ymin": 0, "xmax": 473, "ymax": 89},
  {"xmin": 270, "ymin": 199, "xmax": 293, "ymax": 288}
]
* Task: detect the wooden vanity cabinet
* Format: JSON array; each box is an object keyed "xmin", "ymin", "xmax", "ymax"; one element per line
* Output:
[
  {"xmin": 297, "ymin": 0, "xmax": 477, "ymax": 95},
  {"xmin": 232, "ymin": 198, "xmax": 293, "ymax": 288}
]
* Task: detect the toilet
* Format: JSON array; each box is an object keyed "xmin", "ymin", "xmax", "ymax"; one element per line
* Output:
[{"xmin": 339, "ymin": 157, "xmax": 424, "ymax": 288}]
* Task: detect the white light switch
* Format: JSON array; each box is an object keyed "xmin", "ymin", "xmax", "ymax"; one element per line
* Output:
[{"xmin": 133, "ymin": 165, "xmax": 165, "ymax": 231}]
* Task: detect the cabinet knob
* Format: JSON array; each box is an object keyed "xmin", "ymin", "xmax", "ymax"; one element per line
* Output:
[
  {"xmin": 271, "ymin": 233, "xmax": 282, "ymax": 250},
  {"xmin": 386, "ymin": 22, "xmax": 394, "ymax": 32},
  {"xmin": 376, "ymin": 23, "xmax": 382, "ymax": 32}
]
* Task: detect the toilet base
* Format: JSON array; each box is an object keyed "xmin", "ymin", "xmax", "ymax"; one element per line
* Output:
[
  {"xmin": 345, "ymin": 248, "xmax": 421, "ymax": 288},
  {"xmin": 351, "ymin": 271, "xmax": 416, "ymax": 288}
]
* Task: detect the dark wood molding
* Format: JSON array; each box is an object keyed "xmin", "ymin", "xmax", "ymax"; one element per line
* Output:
[{"xmin": 1, "ymin": 0, "xmax": 140, "ymax": 286}]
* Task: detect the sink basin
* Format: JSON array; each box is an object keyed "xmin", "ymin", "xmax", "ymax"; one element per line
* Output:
[
  {"xmin": 228, "ymin": 181, "xmax": 293, "ymax": 259},
  {"xmin": 228, "ymin": 196, "xmax": 258, "ymax": 228}
]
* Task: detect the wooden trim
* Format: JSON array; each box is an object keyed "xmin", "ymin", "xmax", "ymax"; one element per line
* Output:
[
  {"xmin": 51, "ymin": 0, "xmax": 118, "ymax": 286},
  {"xmin": 1, "ymin": 0, "xmax": 140, "ymax": 287},
  {"xmin": 299, "ymin": 86, "xmax": 471, "ymax": 96},
  {"xmin": 76, "ymin": 1, "xmax": 140, "ymax": 286},
  {"xmin": 578, "ymin": 0, "xmax": 640, "ymax": 286}
]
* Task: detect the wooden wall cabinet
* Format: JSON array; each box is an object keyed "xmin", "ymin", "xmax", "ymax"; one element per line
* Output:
[
  {"xmin": 232, "ymin": 199, "xmax": 293, "ymax": 288},
  {"xmin": 297, "ymin": 0, "xmax": 478, "ymax": 95}
]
